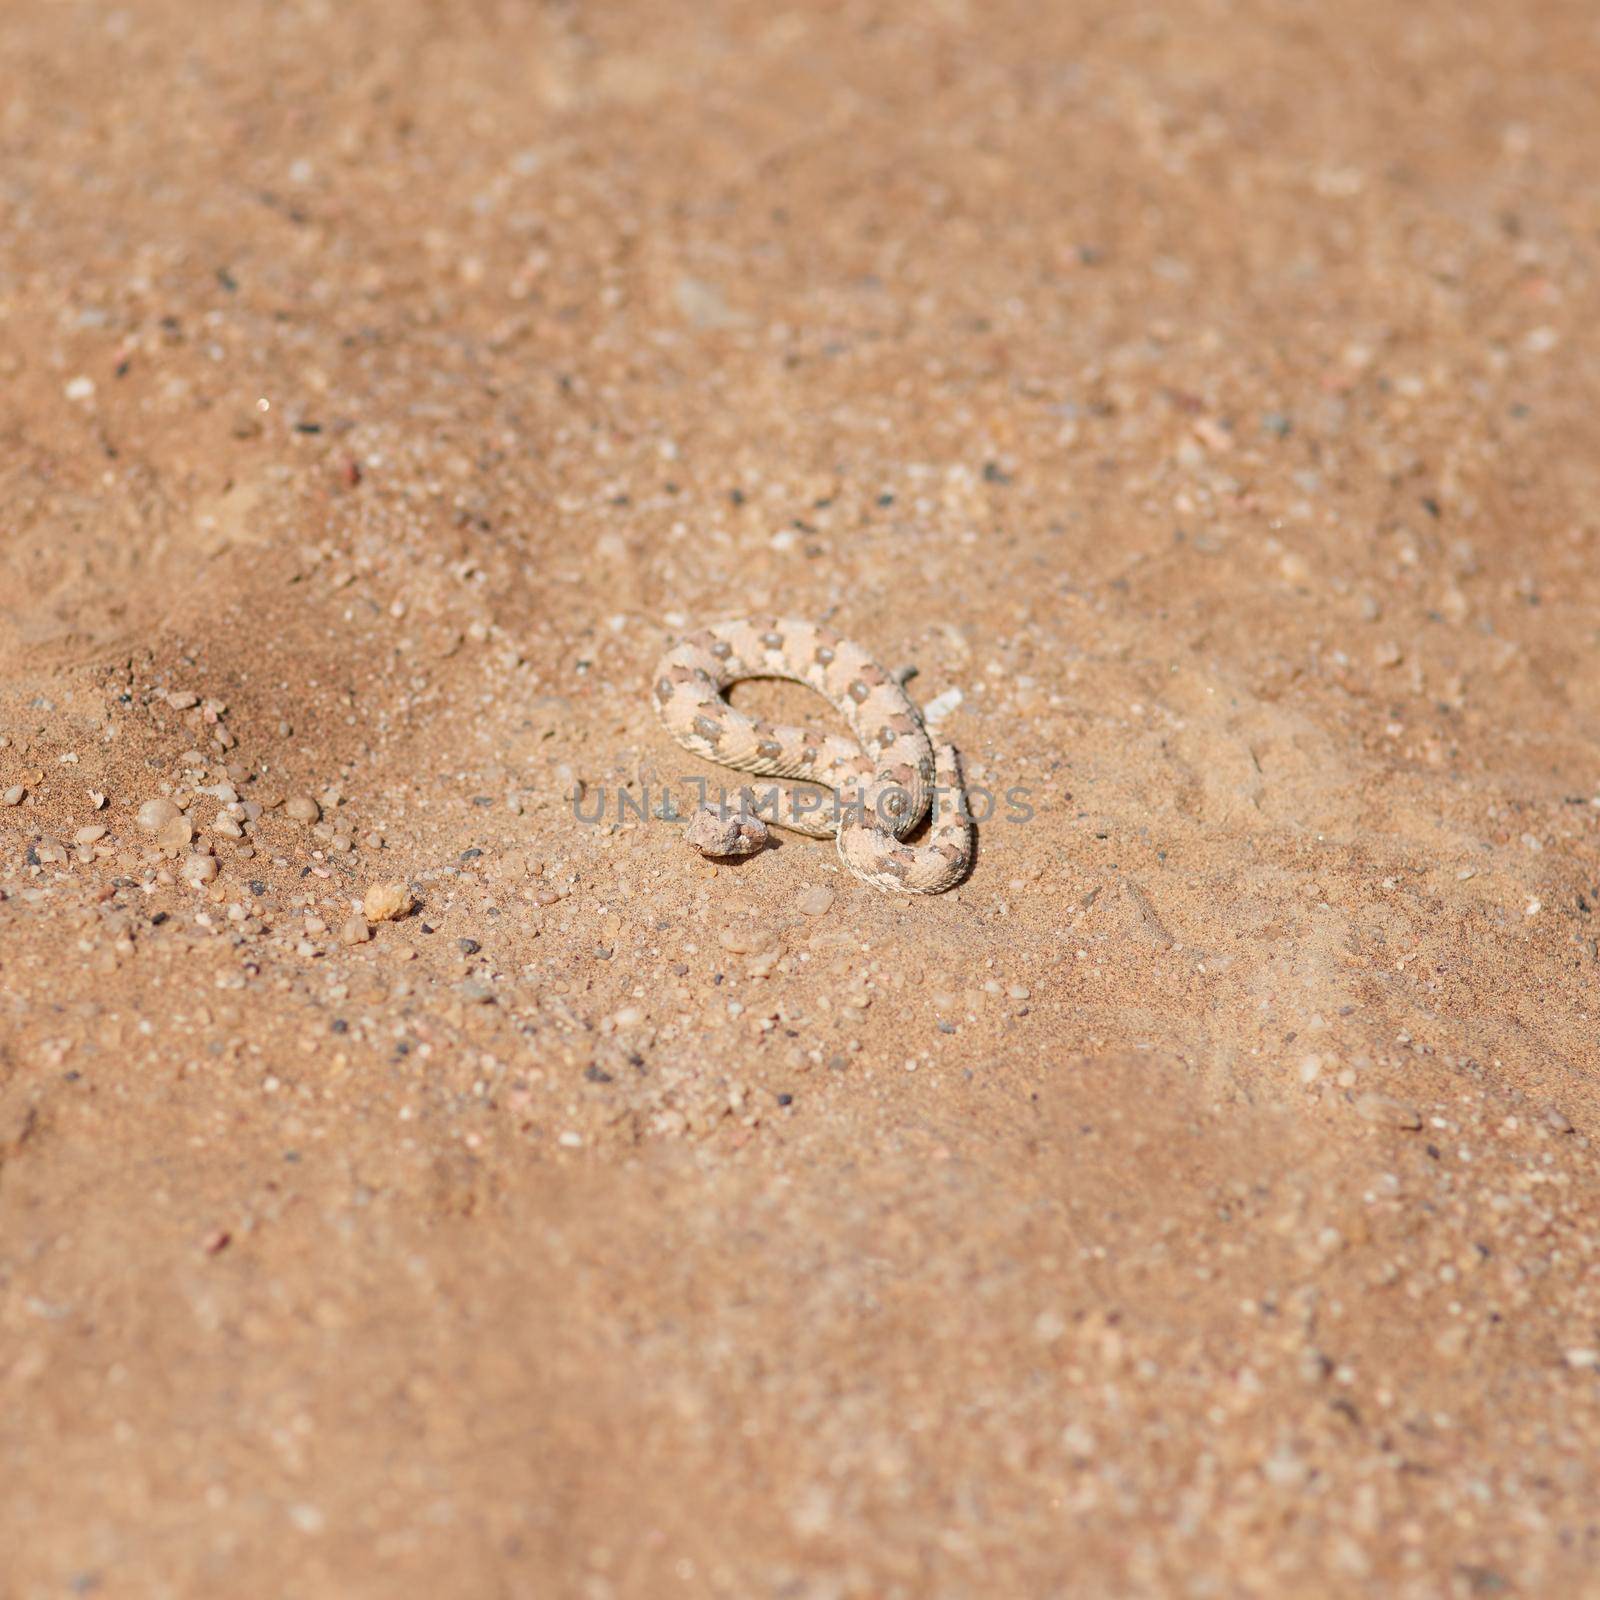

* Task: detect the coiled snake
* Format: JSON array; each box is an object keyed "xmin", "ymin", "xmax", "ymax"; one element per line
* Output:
[{"xmin": 652, "ymin": 617, "xmax": 972, "ymax": 894}]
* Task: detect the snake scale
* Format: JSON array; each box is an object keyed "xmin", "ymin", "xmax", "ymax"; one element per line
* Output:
[{"xmin": 652, "ymin": 617, "xmax": 972, "ymax": 893}]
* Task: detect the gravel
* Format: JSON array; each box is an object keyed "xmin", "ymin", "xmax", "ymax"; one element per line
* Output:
[
  {"xmin": 137, "ymin": 797, "xmax": 180, "ymax": 833},
  {"xmin": 364, "ymin": 881, "xmax": 414, "ymax": 922}
]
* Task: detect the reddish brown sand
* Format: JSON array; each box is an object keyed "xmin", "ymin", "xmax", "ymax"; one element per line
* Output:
[{"xmin": 5, "ymin": 2, "xmax": 1600, "ymax": 1595}]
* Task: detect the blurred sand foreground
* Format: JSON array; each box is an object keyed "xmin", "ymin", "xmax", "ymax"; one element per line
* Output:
[{"xmin": 4, "ymin": 2, "xmax": 1600, "ymax": 1595}]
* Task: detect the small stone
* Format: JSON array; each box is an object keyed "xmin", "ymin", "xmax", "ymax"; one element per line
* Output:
[
  {"xmin": 1007, "ymin": 983, "xmax": 1031, "ymax": 1000},
  {"xmin": 214, "ymin": 812, "xmax": 244, "ymax": 839},
  {"xmin": 157, "ymin": 815, "xmax": 194, "ymax": 856},
  {"xmin": 89, "ymin": 791, "xmax": 107, "ymax": 809},
  {"xmin": 181, "ymin": 853, "xmax": 218, "ymax": 885},
  {"xmin": 167, "ymin": 690, "xmax": 199, "ymax": 710},
  {"xmin": 613, "ymin": 1005, "xmax": 644, "ymax": 1027},
  {"xmin": 1355, "ymin": 1093, "xmax": 1422, "ymax": 1130},
  {"xmin": 341, "ymin": 914, "xmax": 371, "ymax": 946},
  {"xmin": 363, "ymin": 881, "xmax": 414, "ymax": 922},
  {"xmin": 2, "ymin": 785, "xmax": 23, "ymax": 806},
  {"xmin": 798, "ymin": 886, "xmax": 835, "ymax": 916},
  {"xmin": 1033, "ymin": 1310, "xmax": 1067, "ymax": 1343},
  {"xmin": 35, "ymin": 836, "xmax": 69, "ymax": 865},
  {"xmin": 458, "ymin": 937, "xmax": 481, "ymax": 956},
  {"xmin": 1544, "ymin": 1106, "xmax": 1575, "ymax": 1134},
  {"xmin": 74, "ymin": 824, "xmax": 107, "ymax": 846},
  {"xmin": 686, "ymin": 804, "xmax": 768, "ymax": 859},
  {"xmin": 287, "ymin": 1503, "xmax": 325, "ymax": 1535},
  {"xmin": 137, "ymin": 796, "xmax": 181, "ymax": 833},
  {"xmin": 284, "ymin": 795, "xmax": 320, "ymax": 822}
]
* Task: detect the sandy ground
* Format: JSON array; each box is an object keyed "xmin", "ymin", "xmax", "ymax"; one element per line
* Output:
[{"xmin": 5, "ymin": 1, "xmax": 1600, "ymax": 1594}]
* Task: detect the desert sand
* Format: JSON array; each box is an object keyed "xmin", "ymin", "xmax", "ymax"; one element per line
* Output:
[{"xmin": 4, "ymin": 1, "xmax": 1600, "ymax": 1595}]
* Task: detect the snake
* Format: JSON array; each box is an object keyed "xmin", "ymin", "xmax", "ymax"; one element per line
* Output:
[{"xmin": 651, "ymin": 617, "xmax": 972, "ymax": 894}]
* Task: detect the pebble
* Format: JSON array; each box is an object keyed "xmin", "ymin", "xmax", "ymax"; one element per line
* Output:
[
  {"xmin": 285, "ymin": 795, "xmax": 321, "ymax": 822},
  {"xmin": 1007, "ymin": 983, "xmax": 1030, "ymax": 1000},
  {"xmin": 35, "ymin": 836, "xmax": 68, "ymax": 865},
  {"xmin": 214, "ymin": 812, "xmax": 244, "ymax": 839},
  {"xmin": 1355, "ymin": 1093, "xmax": 1422, "ymax": 1130},
  {"xmin": 181, "ymin": 853, "xmax": 218, "ymax": 885},
  {"xmin": 2, "ymin": 785, "xmax": 23, "ymax": 807},
  {"xmin": 798, "ymin": 886, "xmax": 835, "ymax": 916},
  {"xmin": 137, "ymin": 796, "xmax": 181, "ymax": 833},
  {"xmin": 719, "ymin": 922, "xmax": 765, "ymax": 953},
  {"xmin": 341, "ymin": 914, "xmax": 371, "ymax": 946},
  {"xmin": 167, "ymin": 691, "xmax": 199, "ymax": 710},
  {"xmin": 74, "ymin": 825, "xmax": 107, "ymax": 846},
  {"xmin": 686, "ymin": 805, "xmax": 768, "ymax": 859},
  {"xmin": 363, "ymin": 881, "xmax": 414, "ymax": 922},
  {"xmin": 157, "ymin": 815, "xmax": 194, "ymax": 855}
]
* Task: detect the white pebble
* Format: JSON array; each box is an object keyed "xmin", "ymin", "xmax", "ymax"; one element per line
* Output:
[
  {"xmin": 181, "ymin": 853, "xmax": 218, "ymax": 885},
  {"xmin": 798, "ymin": 886, "xmax": 835, "ymax": 916},
  {"xmin": 137, "ymin": 796, "xmax": 180, "ymax": 832}
]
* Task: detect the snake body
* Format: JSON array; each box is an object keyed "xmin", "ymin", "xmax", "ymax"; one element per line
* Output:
[{"xmin": 652, "ymin": 617, "xmax": 971, "ymax": 894}]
